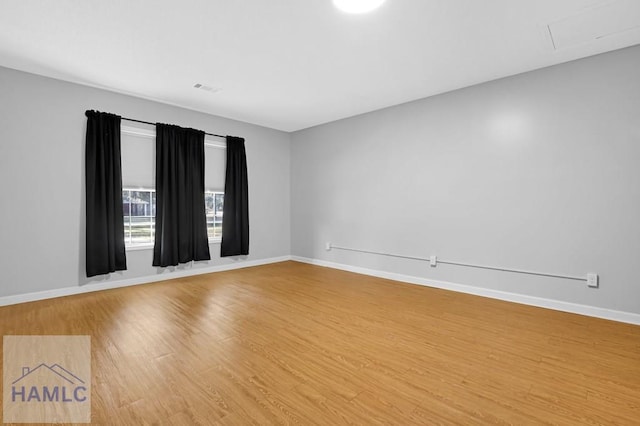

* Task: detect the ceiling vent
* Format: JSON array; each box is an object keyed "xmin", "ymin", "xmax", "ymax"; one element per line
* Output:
[
  {"xmin": 193, "ymin": 83, "xmax": 221, "ymax": 93},
  {"xmin": 546, "ymin": 0, "xmax": 640, "ymax": 50}
]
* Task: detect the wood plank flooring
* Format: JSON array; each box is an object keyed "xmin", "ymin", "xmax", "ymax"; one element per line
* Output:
[{"xmin": 1, "ymin": 261, "xmax": 639, "ymax": 424}]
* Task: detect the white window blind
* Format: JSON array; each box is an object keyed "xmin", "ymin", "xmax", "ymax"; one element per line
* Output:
[
  {"xmin": 121, "ymin": 126, "xmax": 155, "ymax": 188},
  {"xmin": 204, "ymin": 143, "xmax": 226, "ymax": 192},
  {"xmin": 120, "ymin": 124, "xmax": 226, "ymax": 190}
]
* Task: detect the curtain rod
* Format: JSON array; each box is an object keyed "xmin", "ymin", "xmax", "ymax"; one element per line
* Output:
[{"xmin": 122, "ymin": 117, "xmax": 226, "ymax": 139}]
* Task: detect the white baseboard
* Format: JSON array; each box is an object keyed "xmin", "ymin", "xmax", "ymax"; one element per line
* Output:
[
  {"xmin": 4, "ymin": 255, "xmax": 639, "ymax": 326},
  {"xmin": 0, "ymin": 256, "xmax": 292, "ymax": 307},
  {"xmin": 291, "ymin": 256, "xmax": 640, "ymax": 326}
]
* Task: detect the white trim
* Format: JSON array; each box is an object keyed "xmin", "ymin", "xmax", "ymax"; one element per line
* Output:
[
  {"xmin": 0, "ymin": 256, "xmax": 292, "ymax": 307},
  {"xmin": 121, "ymin": 124, "xmax": 155, "ymax": 138},
  {"xmin": 126, "ymin": 240, "xmax": 222, "ymax": 251},
  {"xmin": 205, "ymin": 141, "xmax": 227, "ymax": 149},
  {"xmin": 291, "ymin": 256, "xmax": 640, "ymax": 326},
  {"xmin": 122, "ymin": 188, "xmax": 224, "ymax": 249},
  {"xmin": 125, "ymin": 243, "xmax": 154, "ymax": 251},
  {"xmin": 4, "ymin": 254, "xmax": 638, "ymax": 326},
  {"xmin": 121, "ymin": 124, "xmax": 226, "ymax": 148}
]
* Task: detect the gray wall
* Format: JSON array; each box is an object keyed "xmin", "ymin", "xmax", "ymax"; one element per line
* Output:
[
  {"xmin": 291, "ymin": 45, "xmax": 640, "ymax": 315},
  {"xmin": 2, "ymin": 46, "xmax": 639, "ymax": 315},
  {"xmin": 0, "ymin": 66, "xmax": 291, "ymax": 298}
]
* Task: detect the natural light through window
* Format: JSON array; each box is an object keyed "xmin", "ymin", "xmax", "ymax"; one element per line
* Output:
[
  {"xmin": 120, "ymin": 124, "xmax": 226, "ymax": 250},
  {"xmin": 123, "ymin": 189, "xmax": 155, "ymax": 246},
  {"xmin": 123, "ymin": 189, "xmax": 223, "ymax": 248}
]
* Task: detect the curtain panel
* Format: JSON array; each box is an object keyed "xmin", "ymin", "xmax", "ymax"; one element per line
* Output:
[
  {"xmin": 153, "ymin": 123, "xmax": 211, "ymax": 266},
  {"xmin": 85, "ymin": 110, "xmax": 127, "ymax": 277},
  {"xmin": 220, "ymin": 136, "xmax": 249, "ymax": 257}
]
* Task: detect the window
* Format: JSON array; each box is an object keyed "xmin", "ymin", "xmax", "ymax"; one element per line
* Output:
[
  {"xmin": 123, "ymin": 189, "xmax": 223, "ymax": 247},
  {"xmin": 205, "ymin": 192, "xmax": 224, "ymax": 240},
  {"xmin": 120, "ymin": 124, "xmax": 226, "ymax": 249},
  {"xmin": 123, "ymin": 189, "xmax": 156, "ymax": 245}
]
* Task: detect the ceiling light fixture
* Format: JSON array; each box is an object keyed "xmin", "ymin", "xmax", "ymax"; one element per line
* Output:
[{"xmin": 333, "ymin": 0, "xmax": 385, "ymax": 14}]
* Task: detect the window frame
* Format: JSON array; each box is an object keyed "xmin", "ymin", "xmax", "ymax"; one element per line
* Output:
[
  {"xmin": 120, "ymin": 124, "xmax": 226, "ymax": 251},
  {"xmin": 123, "ymin": 188, "xmax": 224, "ymax": 250},
  {"xmin": 122, "ymin": 188, "xmax": 156, "ymax": 250}
]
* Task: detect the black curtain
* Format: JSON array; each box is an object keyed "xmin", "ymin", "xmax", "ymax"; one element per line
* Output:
[
  {"xmin": 153, "ymin": 123, "xmax": 211, "ymax": 266},
  {"xmin": 85, "ymin": 110, "xmax": 127, "ymax": 277},
  {"xmin": 221, "ymin": 136, "xmax": 249, "ymax": 256}
]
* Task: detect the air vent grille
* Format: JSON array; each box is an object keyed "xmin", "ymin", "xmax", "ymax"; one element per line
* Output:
[{"xmin": 193, "ymin": 83, "xmax": 221, "ymax": 93}]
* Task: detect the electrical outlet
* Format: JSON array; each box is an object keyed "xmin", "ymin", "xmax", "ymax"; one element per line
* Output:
[
  {"xmin": 430, "ymin": 255, "xmax": 437, "ymax": 267},
  {"xmin": 325, "ymin": 242, "xmax": 332, "ymax": 251},
  {"xmin": 587, "ymin": 273, "xmax": 599, "ymax": 288}
]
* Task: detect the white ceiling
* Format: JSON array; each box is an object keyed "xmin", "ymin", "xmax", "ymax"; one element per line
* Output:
[{"xmin": 1, "ymin": 0, "xmax": 639, "ymax": 132}]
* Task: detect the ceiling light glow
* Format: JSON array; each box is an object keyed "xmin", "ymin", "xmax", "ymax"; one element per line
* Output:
[{"xmin": 333, "ymin": 0, "xmax": 385, "ymax": 14}]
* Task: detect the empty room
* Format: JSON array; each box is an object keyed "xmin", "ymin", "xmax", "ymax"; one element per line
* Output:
[{"xmin": 1, "ymin": 0, "xmax": 640, "ymax": 424}]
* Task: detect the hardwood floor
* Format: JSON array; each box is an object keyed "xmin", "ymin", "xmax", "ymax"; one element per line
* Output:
[{"xmin": 1, "ymin": 261, "xmax": 639, "ymax": 424}]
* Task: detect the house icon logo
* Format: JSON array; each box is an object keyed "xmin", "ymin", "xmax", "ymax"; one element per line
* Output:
[
  {"xmin": 11, "ymin": 363, "xmax": 88, "ymax": 403},
  {"xmin": 3, "ymin": 335, "xmax": 91, "ymax": 424}
]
